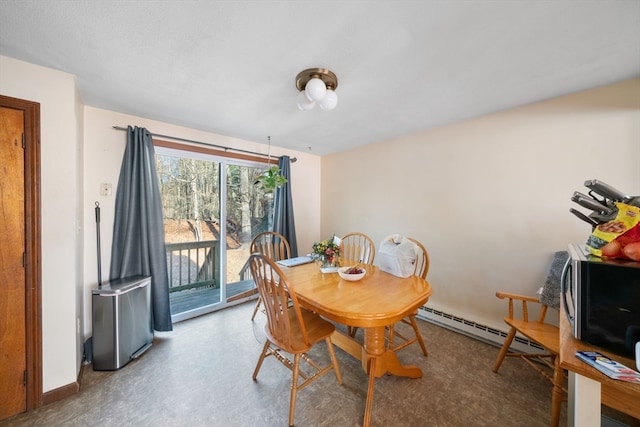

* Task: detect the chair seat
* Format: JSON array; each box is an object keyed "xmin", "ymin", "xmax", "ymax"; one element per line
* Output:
[
  {"xmin": 265, "ymin": 306, "xmax": 336, "ymax": 354},
  {"xmin": 503, "ymin": 317, "xmax": 560, "ymax": 354}
]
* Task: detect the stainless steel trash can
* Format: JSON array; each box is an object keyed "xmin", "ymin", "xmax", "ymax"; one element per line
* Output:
[{"xmin": 92, "ymin": 275, "xmax": 153, "ymax": 371}]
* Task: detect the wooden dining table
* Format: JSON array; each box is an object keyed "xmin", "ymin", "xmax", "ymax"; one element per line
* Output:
[{"xmin": 281, "ymin": 262, "xmax": 433, "ymax": 427}]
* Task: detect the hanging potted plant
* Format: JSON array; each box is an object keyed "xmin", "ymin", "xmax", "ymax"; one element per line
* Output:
[
  {"xmin": 254, "ymin": 136, "xmax": 288, "ymax": 230},
  {"xmin": 254, "ymin": 136, "xmax": 287, "ymax": 193},
  {"xmin": 255, "ymin": 165, "xmax": 287, "ymax": 193}
]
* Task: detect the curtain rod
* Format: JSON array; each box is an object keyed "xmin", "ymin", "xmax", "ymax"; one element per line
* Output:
[{"xmin": 112, "ymin": 126, "xmax": 296, "ymax": 163}]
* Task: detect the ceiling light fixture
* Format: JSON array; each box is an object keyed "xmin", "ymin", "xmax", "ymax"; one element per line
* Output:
[{"xmin": 295, "ymin": 68, "xmax": 338, "ymax": 111}]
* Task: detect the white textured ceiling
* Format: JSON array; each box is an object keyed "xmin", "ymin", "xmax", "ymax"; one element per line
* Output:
[{"xmin": 1, "ymin": 1, "xmax": 639, "ymax": 156}]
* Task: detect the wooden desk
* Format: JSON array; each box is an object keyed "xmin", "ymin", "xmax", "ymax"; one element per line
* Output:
[
  {"xmin": 559, "ymin": 305, "xmax": 640, "ymax": 425},
  {"xmin": 282, "ymin": 263, "xmax": 432, "ymax": 427}
]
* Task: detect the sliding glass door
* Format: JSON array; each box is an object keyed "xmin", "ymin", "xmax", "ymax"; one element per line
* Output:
[{"xmin": 155, "ymin": 147, "xmax": 271, "ymax": 322}]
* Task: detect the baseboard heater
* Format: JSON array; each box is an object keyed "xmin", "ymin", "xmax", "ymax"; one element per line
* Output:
[{"xmin": 417, "ymin": 306, "xmax": 545, "ymax": 354}]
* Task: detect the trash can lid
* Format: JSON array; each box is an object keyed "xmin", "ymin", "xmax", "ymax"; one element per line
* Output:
[{"xmin": 92, "ymin": 275, "xmax": 151, "ymax": 295}]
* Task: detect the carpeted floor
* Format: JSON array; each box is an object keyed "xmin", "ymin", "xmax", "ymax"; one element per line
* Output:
[{"xmin": 1, "ymin": 301, "xmax": 637, "ymax": 427}]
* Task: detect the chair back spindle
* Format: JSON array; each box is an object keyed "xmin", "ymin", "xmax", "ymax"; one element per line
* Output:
[{"xmin": 340, "ymin": 232, "xmax": 375, "ymax": 265}]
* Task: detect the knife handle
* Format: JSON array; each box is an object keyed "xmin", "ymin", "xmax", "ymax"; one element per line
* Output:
[
  {"xmin": 584, "ymin": 179, "xmax": 629, "ymax": 202},
  {"xmin": 571, "ymin": 191, "xmax": 614, "ymax": 214}
]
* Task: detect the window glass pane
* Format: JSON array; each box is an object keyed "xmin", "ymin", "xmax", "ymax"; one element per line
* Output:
[
  {"xmin": 156, "ymin": 153, "xmax": 222, "ymax": 314},
  {"xmin": 225, "ymin": 164, "xmax": 273, "ymax": 287}
]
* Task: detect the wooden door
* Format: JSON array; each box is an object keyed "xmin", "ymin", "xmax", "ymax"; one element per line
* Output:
[
  {"xmin": 0, "ymin": 96, "xmax": 42, "ymax": 419},
  {"xmin": 0, "ymin": 106, "xmax": 27, "ymax": 418}
]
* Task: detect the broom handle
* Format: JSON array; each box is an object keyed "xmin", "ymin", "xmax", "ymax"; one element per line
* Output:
[{"xmin": 95, "ymin": 201, "xmax": 102, "ymax": 287}]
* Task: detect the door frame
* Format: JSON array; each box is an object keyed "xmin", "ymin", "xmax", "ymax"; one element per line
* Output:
[{"xmin": 1, "ymin": 94, "xmax": 42, "ymax": 411}]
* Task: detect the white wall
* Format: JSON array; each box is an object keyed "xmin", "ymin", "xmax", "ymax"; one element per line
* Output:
[
  {"xmin": 322, "ymin": 78, "xmax": 640, "ymax": 332},
  {"xmin": 0, "ymin": 55, "xmax": 83, "ymax": 392},
  {"xmin": 82, "ymin": 107, "xmax": 321, "ymax": 336}
]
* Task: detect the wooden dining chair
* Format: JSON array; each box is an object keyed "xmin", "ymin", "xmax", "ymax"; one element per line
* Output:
[
  {"xmin": 341, "ymin": 232, "xmax": 376, "ymax": 336},
  {"xmin": 492, "ymin": 251, "xmax": 568, "ymax": 427},
  {"xmin": 340, "ymin": 232, "xmax": 375, "ymax": 265},
  {"xmin": 386, "ymin": 237, "xmax": 429, "ymax": 356},
  {"xmin": 249, "ymin": 231, "xmax": 291, "ymax": 320},
  {"xmin": 249, "ymin": 253, "xmax": 343, "ymax": 427}
]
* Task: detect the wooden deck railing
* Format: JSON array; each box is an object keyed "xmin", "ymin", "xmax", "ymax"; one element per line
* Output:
[
  {"xmin": 165, "ymin": 240, "xmax": 220, "ymax": 293},
  {"xmin": 238, "ymin": 258, "xmax": 252, "ymax": 282}
]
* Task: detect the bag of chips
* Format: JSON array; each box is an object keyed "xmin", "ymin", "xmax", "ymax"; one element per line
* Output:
[{"xmin": 586, "ymin": 202, "xmax": 640, "ymax": 260}]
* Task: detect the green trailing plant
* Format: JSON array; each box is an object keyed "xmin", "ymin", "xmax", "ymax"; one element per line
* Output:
[{"xmin": 255, "ymin": 165, "xmax": 287, "ymax": 193}]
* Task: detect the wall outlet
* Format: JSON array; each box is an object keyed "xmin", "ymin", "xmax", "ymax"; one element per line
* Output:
[{"xmin": 100, "ymin": 183, "xmax": 112, "ymax": 196}]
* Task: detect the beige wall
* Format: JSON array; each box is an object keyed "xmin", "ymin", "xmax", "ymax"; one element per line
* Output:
[
  {"xmin": 0, "ymin": 55, "xmax": 83, "ymax": 392},
  {"xmin": 322, "ymin": 78, "xmax": 640, "ymax": 331}
]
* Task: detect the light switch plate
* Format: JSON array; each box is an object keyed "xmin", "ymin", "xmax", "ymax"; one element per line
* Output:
[{"xmin": 100, "ymin": 183, "xmax": 112, "ymax": 196}]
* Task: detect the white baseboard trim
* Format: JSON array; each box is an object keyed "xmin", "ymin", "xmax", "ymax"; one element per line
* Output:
[{"xmin": 417, "ymin": 306, "xmax": 546, "ymax": 354}]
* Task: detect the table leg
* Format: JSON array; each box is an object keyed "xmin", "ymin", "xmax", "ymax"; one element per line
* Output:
[
  {"xmin": 361, "ymin": 326, "xmax": 383, "ymax": 427},
  {"xmin": 363, "ymin": 356, "xmax": 376, "ymax": 427},
  {"xmin": 361, "ymin": 326, "xmax": 424, "ymax": 427},
  {"xmin": 364, "ymin": 326, "xmax": 423, "ymax": 378},
  {"xmin": 379, "ymin": 350, "xmax": 423, "ymax": 378},
  {"xmin": 568, "ymin": 371, "xmax": 601, "ymax": 427}
]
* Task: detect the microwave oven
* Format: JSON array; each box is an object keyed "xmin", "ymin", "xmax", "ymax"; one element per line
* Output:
[{"xmin": 561, "ymin": 243, "xmax": 640, "ymax": 359}]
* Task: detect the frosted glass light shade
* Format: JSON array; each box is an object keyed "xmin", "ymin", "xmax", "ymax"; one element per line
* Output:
[
  {"xmin": 305, "ymin": 77, "xmax": 327, "ymax": 102},
  {"xmin": 296, "ymin": 90, "xmax": 315, "ymax": 111},
  {"xmin": 318, "ymin": 89, "xmax": 338, "ymax": 110}
]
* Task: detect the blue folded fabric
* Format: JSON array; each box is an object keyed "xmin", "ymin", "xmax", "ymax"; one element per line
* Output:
[{"xmin": 539, "ymin": 251, "xmax": 569, "ymax": 310}]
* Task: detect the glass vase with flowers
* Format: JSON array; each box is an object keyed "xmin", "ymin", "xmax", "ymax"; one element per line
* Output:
[{"xmin": 312, "ymin": 235, "xmax": 342, "ymax": 271}]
